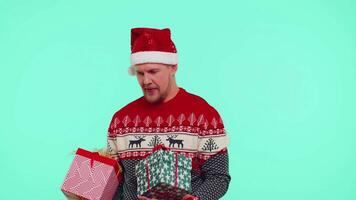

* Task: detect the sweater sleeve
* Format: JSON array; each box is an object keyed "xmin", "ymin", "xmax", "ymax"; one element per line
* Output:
[
  {"xmin": 107, "ymin": 113, "xmax": 119, "ymax": 160},
  {"xmin": 192, "ymin": 149, "xmax": 231, "ymax": 200},
  {"xmin": 193, "ymin": 104, "xmax": 230, "ymax": 199},
  {"xmin": 112, "ymin": 172, "xmax": 124, "ymax": 200},
  {"xmin": 107, "ymin": 113, "xmax": 124, "ymax": 199}
]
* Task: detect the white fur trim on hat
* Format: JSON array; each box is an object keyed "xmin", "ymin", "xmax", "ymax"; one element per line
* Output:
[{"xmin": 130, "ymin": 51, "xmax": 178, "ymax": 66}]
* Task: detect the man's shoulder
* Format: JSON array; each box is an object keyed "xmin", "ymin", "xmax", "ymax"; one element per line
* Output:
[
  {"xmin": 183, "ymin": 88, "xmax": 207, "ymax": 103},
  {"xmin": 184, "ymin": 89, "xmax": 225, "ymax": 129},
  {"xmin": 183, "ymin": 89, "xmax": 220, "ymax": 115},
  {"xmin": 111, "ymin": 96, "xmax": 144, "ymax": 117}
]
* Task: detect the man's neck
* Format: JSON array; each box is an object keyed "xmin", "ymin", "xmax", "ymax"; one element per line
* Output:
[{"xmin": 163, "ymin": 85, "xmax": 180, "ymax": 103}]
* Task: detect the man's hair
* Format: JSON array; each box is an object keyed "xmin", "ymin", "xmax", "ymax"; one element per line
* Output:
[{"xmin": 128, "ymin": 64, "xmax": 177, "ymax": 76}]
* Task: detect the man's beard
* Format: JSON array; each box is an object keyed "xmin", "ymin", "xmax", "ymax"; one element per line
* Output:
[{"xmin": 144, "ymin": 89, "xmax": 163, "ymax": 104}]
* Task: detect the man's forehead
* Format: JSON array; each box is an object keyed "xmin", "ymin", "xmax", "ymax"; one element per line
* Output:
[{"xmin": 135, "ymin": 63, "xmax": 169, "ymax": 71}]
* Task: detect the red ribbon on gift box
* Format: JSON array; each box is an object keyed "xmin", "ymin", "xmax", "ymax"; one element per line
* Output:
[
  {"xmin": 152, "ymin": 144, "xmax": 169, "ymax": 152},
  {"xmin": 75, "ymin": 148, "xmax": 122, "ymax": 181},
  {"xmin": 175, "ymin": 153, "xmax": 178, "ymax": 188},
  {"xmin": 145, "ymin": 159, "xmax": 151, "ymax": 189}
]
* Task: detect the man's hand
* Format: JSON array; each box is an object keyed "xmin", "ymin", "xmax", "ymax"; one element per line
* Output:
[
  {"xmin": 182, "ymin": 194, "xmax": 199, "ymax": 200},
  {"xmin": 137, "ymin": 196, "xmax": 157, "ymax": 200},
  {"xmin": 138, "ymin": 194, "xmax": 198, "ymax": 200}
]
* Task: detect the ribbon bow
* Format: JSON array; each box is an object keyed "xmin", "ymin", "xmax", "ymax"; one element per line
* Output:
[{"xmin": 152, "ymin": 144, "xmax": 170, "ymax": 153}]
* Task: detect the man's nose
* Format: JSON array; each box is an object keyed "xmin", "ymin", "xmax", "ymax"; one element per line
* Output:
[{"xmin": 143, "ymin": 74, "xmax": 152, "ymax": 85}]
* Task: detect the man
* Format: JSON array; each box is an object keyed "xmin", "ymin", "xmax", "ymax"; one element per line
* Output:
[{"xmin": 107, "ymin": 27, "xmax": 230, "ymax": 200}]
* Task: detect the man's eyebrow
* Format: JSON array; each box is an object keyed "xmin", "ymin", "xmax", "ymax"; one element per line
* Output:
[{"xmin": 136, "ymin": 68, "xmax": 160, "ymax": 73}]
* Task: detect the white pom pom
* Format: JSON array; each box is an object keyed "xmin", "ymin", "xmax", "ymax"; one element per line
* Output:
[{"xmin": 128, "ymin": 65, "xmax": 136, "ymax": 76}]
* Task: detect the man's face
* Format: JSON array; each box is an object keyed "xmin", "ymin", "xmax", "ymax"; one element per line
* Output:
[{"xmin": 135, "ymin": 63, "xmax": 177, "ymax": 104}]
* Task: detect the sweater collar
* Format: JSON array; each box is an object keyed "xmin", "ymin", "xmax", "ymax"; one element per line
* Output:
[{"xmin": 142, "ymin": 87, "xmax": 186, "ymax": 108}]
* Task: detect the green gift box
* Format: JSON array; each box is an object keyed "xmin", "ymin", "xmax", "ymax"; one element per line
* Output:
[{"xmin": 135, "ymin": 148, "xmax": 192, "ymax": 199}]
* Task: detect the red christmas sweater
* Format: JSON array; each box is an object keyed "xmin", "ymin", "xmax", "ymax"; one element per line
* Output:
[
  {"xmin": 107, "ymin": 88, "xmax": 230, "ymax": 200},
  {"xmin": 107, "ymin": 87, "xmax": 229, "ymax": 161}
]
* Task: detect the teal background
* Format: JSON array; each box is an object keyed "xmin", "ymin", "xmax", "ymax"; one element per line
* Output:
[{"xmin": 1, "ymin": 0, "xmax": 355, "ymax": 199}]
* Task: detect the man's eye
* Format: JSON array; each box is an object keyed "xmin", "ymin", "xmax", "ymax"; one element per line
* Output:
[{"xmin": 150, "ymin": 70, "xmax": 158, "ymax": 74}]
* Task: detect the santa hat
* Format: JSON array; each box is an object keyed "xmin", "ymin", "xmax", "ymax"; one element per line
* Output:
[{"xmin": 129, "ymin": 27, "xmax": 178, "ymax": 75}]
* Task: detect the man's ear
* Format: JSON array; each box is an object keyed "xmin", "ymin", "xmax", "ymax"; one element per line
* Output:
[{"xmin": 171, "ymin": 64, "xmax": 178, "ymax": 74}]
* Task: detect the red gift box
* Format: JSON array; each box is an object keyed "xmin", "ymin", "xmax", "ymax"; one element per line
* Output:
[{"xmin": 61, "ymin": 148, "xmax": 122, "ymax": 200}]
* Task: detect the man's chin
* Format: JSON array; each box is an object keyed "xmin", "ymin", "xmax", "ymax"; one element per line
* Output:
[{"xmin": 144, "ymin": 96, "xmax": 163, "ymax": 104}]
